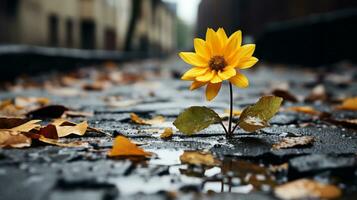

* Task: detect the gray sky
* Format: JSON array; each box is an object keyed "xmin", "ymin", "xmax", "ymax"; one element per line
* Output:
[{"xmin": 163, "ymin": 0, "xmax": 201, "ymax": 25}]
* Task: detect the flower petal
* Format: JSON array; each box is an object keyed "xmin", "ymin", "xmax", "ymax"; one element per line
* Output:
[
  {"xmin": 181, "ymin": 67, "xmax": 208, "ymax": 80},
  {"xmin": 239, "ymin": 44, "xmax": 255, "ymax": 59},
  {"xmin": 223, "ymin": 30, "xmax": 242, "ymax": 58},
  {"xmin": 179, "ymin": 52, "xmax": 208, "ymax": 67},
  {"xmin": 206, "ymin": 82, "xmax": 222, "ymax": 101},
  {"xmin": 218, "ymin": 67, "xmax": 236, "ymax": 80},
  {"xmin": 229, "ymin": 73, "xmax": 249, "ymax": 88},
  {"xmin": 210, "ymin": 73, "xmax": 222, "ymax": 83},
  {"xmin": 216, "ymin": 28, "xmax": 228, "ymax": 47},
  {"xmin": 196, "ymin": 70, "xmax": 215, "ymax": 82},
  {"xmin": 238, "ymin": 57, "xmax": 259, "ymax": 69},
  {"xmin": 206, "ymin": 28, "xmax": 221, "ymax": 55},
  {"xmin": 194, "ymin": 38, "xmax": 210, "ymax": 59},
  {"xmin": 190, "ymin": 81, "xmax": 207, "ymax": 90}
]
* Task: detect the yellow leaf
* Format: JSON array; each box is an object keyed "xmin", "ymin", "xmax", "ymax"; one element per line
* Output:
[
  {"xmin": 107, "ymin": 136, "xmax": 152, "ymax": 157},
  {"xmin": 0, "ymin": 130, "xmax": 31, "ymax": 148},
  {"xmin": 180, "ymin": 151, "xmax": 220, "ymax": 167},
  {"xmin": 224, "ymin": 109, "xmax": 242, "ymax": 116},
  {"xmin": 335, "ymin": 97, "xmax": 357, "ymax": 111},
  {"xmin": 286, "ymin": 106, "xmax": 321, "ymax": 115},
  {"xmin": 275, "ymin": 179, "xmax": 342, "ymax": 200},
  {"xmin": 160, "ymin": 128, "xmax": 173, "ymax": 139},
  {"xmin": 51, "ymin": 118, "xmax": 107, "ymax": 135},
  {"xmin": 130, "ymin": 113, "xmax": 165, "ymax": 125}
]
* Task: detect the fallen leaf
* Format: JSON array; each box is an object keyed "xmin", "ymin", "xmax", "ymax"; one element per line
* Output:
[
  {"xmin": 38, "ymin": 136, "xmax": 89, "ymax": 147},
  {"xmin": 335, "ymin": 97, "xmax": 357, "ymax": 111},
  {"xmin": 173, "ymin": 106, "xmax": 221, "ymax": 135},
  {"xmin": 160, "ymin": 128, "xmax": 173, "ymax": 139},
  {"xmin": 180, "ymin": 151, "xmax": 220, "ymax": 167},
  {"xmin": 0, "ymin": 118, "xmax": 30, "ymax": 129},
  {"xmin": 272, "ymin": 136, "xmax": 314, "ymax": 150},
  {"xmin": 238, "ymin": 96, "xmax": 283, "ymax": 132},
  {"xmin": 26, "ymin": 105, "xmax": 69, "ymax": 118},
  {"xmin": 130, "ymin": 113, "xmax": 165, "ymax": 125},
  {"xmin": 47, "ymin": 87, "xmax": 82, "ymax": 97},
  {"xmin": 0, "ymin": 130, "xmax": 31, "ymax": 148},
  {"xmin": 13, "ymin": 97, "xmax": 50, "ymax": 109},
  {"xmin": 56, "ymin": 121, "xmax": 88, "ymax": 137},
  {"xmin": 105, "ymin": 98, "xmax": 141, "ymax": 108},
  {"xmin": 82, "ymin": 81, "xmax": 111, "ymax": 91},
  {"xmin": 51, "ymin": 119, "xmax": 107, "ymax": 135},
  {"xmin": 271, "ymin": 89, "xmax": 298, "ymax": 103},
  {"xmin": 274, "ymin": 179, "xmax": 342, "ymax": 200},
  {"xmin": 9, "ymin": 120, "xmax": 41, "ymax": 132},
  {"xmin": 63, "ymin": 110, "xmax": 94, "ymax": 118},
  {"xmin": 224, "ymin": 109, "xmax": 242, "ymax": 116},
  {"xmin": 0, "ymin": 118, "xmax": 41, "ymax": 133},
  {"xmin": 107, "ymin": 136, "xmax": 152, "ymax": 157},
  {"xmin": 286, "ymin": 106, "xmax": 321, "ymax": 115},
  {"xmin": 38, "ymin": 124, "xmax": 58, "ymax": 139},
  {"xmin": 305, "ymin": 84, "xmax": 327, "ymax": 102}
]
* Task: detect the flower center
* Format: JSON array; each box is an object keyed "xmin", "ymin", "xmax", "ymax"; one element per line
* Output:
[{"xmin": 209, "ymin": 56, "xmax": 227, "ymax": 71}]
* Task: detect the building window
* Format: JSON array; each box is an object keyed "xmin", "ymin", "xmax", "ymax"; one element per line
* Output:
[
  {"xmin": 66, "ymin": 19, "xmax": 74, "ymax": 48},
  {"xmin": 104, "ymin": 28, "xmax": 116, "ymax": 50},
  {"xmin": 80, "ymin": 20, "xmax": 96, "ymax": 49},
  {"xmin": 48, "ymin": 15, "xmax": 59, "ymax": 47}
]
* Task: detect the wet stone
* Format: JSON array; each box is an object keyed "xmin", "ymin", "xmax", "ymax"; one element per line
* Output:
[{"xmin": 288, "ymin": 154, "xmax": 357, "ymax": 178}]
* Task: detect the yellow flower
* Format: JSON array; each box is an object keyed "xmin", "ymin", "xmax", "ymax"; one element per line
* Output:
[{"xmin": 179, "ymin": 28, "xmax": 258, "ymax": 101}]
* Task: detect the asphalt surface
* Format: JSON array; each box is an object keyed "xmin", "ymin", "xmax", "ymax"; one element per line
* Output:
[{"xmin": 0, "ymin": 57, "xmax": 356, "ymax": 200}]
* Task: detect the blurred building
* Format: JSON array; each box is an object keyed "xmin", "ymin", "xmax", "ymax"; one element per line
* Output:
[
  {"xmin": 197, "ymin": 0, "xmax": 357, "ymax": 38},
  {"xmin": 0, "ymin": 0, "xmax": 176, "ymax": 53}
]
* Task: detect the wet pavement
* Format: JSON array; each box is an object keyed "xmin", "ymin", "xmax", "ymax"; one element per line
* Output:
[{"xmin": 0, "ymin": 57, "xmax": 357, "ymax": 200}]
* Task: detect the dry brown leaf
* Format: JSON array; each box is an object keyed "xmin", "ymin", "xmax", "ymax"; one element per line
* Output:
[
  {"xmin": 47, "ymin": 87, "xmax": 82, "ymax": 97},
  {"xmin": 160, "ymin": 128, "xmax": 173, "ymax": 139},
  {"xmin": 107, "ymin": 136, "xmax": 152, "ymax": 157},
  {"xmin": 286, "ymin": 106, "xmax": 321, "ymax": 115},
  {"xmin": 0, "ymin": 130, "xmax": 31, "ymax": 148},
  {"xmin": 38, "ymin": 136, "xmax": 89, "ymax": 148},
  {"xmin": 82, "ymin": 81, "xmax": 111, "ymax": 91},
  {"xmin": 56, "ymin": 121, "xmax": 88, "ymax": 137},
  {"xmin": 335, "ymin": 97, "xmax": 357, "ymax": 111},
  {"xmin": 105, "ymin": 97, "xmax": 141, "ymax": 108},
  {"xmin": 0, "ymin": 118, "xmax": 30, "ymax": 129},
  {"xmin": 26, "ymin": 105, "xmax": 69, "ymax": 118},
  {"xmin": 51, "ymin": 118, "xmax": 107, "ymax": 135},
  {"xmin": 271, "ymin": 89, "xmax": 298, "ymax": 103},
  {"xmin": 9, "ymin": 120, "xmax": 41, "ymax": 132},
  {"xmin": 130, "ymin": 113, "xmax": 165, "ymax": 125},
  {"xmin": 274, "ymin": 179, "xmax": 342, "ymax": 200},
  {"xmin": 180, "ymin": 151, "xmax": 220, "ymax": 167},
  {"xmin": 13, "ymin": 97, "xmax": 50, "ymax": 109},
  {"xmin": 63, "ymin": 110, "xmax": 94, "ymax": 118},
  {"xmin": 272, "ymin": 136, "xmax": 314, "ymax": 150}
]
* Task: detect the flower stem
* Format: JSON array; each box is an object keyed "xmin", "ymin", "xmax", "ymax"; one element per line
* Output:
[{"xmin": 228, "ymin": 83, "xmax": 233, "ymax": 137}]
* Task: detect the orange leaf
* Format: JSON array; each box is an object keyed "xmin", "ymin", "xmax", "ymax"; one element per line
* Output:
[
  {"xmin": 107, "ymin": 136, "xmax": 152, "ymax": 157},
  {"xmin": 335, "ymin": 97, "xmax": 357, "ymax": 111},
  {"xmin": 286, "ymin": 106, "xmax": 321, "ymax": 115}
]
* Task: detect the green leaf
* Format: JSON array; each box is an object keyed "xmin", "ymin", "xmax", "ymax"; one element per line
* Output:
[
  {"xmin": 173, "ymin": 106, "xmax": 221, "ymax": 135},
  {"xmin": 238, "ymin": 96, "xmax": 283, "ymax": 132}
]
